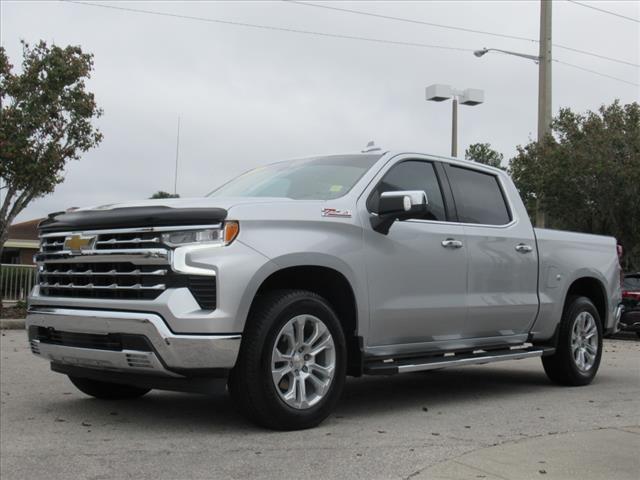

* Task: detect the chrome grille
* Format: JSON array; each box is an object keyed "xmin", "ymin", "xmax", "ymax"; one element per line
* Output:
[
  {"xmin": 35, "ymin": 225, "xmax": 218, "ymax": 308},
  {"xmin": 36, "ymin": 228, "xmax": 172, "ymax": 301},
  {"xmin": 39, "ymin": 263, "xmax": 167, "ymax": 300},
  {"xmin": 94, "ymin": 232, "xmax": 161, "ymax": 250},
  {"xmin": 41, "ymin": 236, "xmax": 66, "ymax": 253}
]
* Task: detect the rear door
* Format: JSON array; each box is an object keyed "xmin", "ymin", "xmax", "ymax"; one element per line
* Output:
[{"xmin": 444, "ymin": 164, "xmax": 538, "ymax": 337}]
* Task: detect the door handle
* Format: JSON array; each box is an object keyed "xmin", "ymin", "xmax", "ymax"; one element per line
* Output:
[
  {"xmin": 515, "ymin": 243, "xmax": 533, "ymax": 253},
  {"xmin": 442, "ymin": 238, "xmax": 463, "ymax": 249}
]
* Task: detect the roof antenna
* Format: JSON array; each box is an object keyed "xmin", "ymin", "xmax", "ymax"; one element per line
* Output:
[
  {"xmin": 362, "ymin": 140, "xmax": 381, "ymax": 153},
  {"xmin": 173, "ymin": 115, "xmax": 181, "ymax": 196}
]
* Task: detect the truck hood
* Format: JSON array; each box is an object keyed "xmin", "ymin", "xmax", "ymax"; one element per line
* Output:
[
  {"xmin": 38, "ymin": 197, "xmax": 316, "ymax": 234},
  {"xmin": 73, "ymin": 196, "xmax": 300, "ymax": 212}
]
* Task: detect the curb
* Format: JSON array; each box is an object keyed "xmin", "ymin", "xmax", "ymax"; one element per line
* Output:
[{"xmin": 0, "ymin": 319, "xmax": 26, "ymax": 330}]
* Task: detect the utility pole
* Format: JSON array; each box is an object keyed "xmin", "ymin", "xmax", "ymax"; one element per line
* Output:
[
  {"xmin": 173, "ymin": 116, "xmax": 180, "ymax": 197},
  {"xmin": 536, "ymin": 0, "xmax": 552, "ymax": 228}
]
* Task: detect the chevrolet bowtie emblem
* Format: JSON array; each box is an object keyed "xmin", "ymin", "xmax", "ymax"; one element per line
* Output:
[{"xmin": 64, "ymin": 234, "xmax": 96, "ymax": 253}]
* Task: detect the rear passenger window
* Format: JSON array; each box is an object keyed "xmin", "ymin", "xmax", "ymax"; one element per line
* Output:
[
  {"xmin": 447, "ymin": 166, "xmax": 511, "ymax": 225},
  {"xmin": 367, "ymin": 160, "xmax": 446, "ymax": 221}
]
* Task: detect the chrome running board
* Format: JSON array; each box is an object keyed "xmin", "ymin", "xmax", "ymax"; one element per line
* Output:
[{"xmin": 364, "ymin": 346, "xmax": 555, "ymax": 375}]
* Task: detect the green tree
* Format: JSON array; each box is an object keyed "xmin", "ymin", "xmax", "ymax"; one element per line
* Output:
[
  {"xmin": 465, "ymin": 142, "xmax": 504, "ymax": 169},
  {"xmin": 0, "ymin": 41, "xmax": 102, "ymax": 256},
  {"xmin": 509, "ymin": 100, "xmax": 640, "ymax": 270},
  {"xmin": 150, "ymin": 191, "xmax": 180, "ymax": 199}
]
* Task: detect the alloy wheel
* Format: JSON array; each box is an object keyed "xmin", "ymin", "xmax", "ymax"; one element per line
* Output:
[
  {"xmin": 570, "ymin": 311, "xmax": 598, "ymax": 371},
  {"xmin": 271, "ymin": 314, "xmax": 336, "ymax": 409}
]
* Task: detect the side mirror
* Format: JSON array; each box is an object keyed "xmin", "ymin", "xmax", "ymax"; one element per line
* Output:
[{"xmin": 371, "ymin": 190, "xmax": 428, "ymax": 234}]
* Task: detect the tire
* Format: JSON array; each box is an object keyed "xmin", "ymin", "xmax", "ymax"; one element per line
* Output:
[
  {"xmin": 542, "ymin": 296, "xmax": 603, "ymax": 386},
  {"xmin": 228, "ymin": 290, "xmax": 347, "ymax": 430},
  {"xmin": 68, "ymin": 376, "xmax": 151, "ymax": 399}
]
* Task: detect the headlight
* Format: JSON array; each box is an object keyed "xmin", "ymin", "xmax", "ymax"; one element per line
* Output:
[{"xmin": 161, "ymin": 221, "xmax": 239, "ymax": 247}]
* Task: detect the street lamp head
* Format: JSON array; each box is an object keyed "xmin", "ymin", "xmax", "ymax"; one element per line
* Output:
[
  {"xmin": 425, "ymin": 84, "xmax": 453, "ymax": 102},
  {"xmin": 459, "ymin": 88, "xmax": 484, "ymax": 106},
  {"xmin": 473, "ymin": 48, "xmax": 488, "ymax": 58}
]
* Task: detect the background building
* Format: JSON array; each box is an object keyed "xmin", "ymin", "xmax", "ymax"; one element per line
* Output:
[{"xmin": 1, "ymin": 219, "xmax": 42, "ymax": 265}]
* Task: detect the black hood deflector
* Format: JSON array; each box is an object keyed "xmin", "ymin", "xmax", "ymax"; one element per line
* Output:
[{"xmin": 38, "ymin": 206, "xmax": 228, "ymax": 233}]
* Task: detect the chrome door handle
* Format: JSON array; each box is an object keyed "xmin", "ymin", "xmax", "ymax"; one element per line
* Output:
[
  {"xmin": 515, "ymin": 243, "xmax": 533, "ymax": 253},
  {"xmin": 442, "ymin": 238, "xmax": 463, "ymax": 249}
]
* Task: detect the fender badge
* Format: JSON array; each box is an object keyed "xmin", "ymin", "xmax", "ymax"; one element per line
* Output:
[{"xmin": 321, "ymin": 208, "xmax": 352, "ymax": 218}]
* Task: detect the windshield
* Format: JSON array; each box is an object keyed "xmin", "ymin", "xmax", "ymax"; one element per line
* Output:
[{"xmin": 208, "ymin": 154, "xmax": 383, "ymax": 200}]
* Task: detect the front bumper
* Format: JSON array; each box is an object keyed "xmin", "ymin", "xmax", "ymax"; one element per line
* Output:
[{"xmin": 26, "ymin": 307, "xmax": 241, "ymax": 378}]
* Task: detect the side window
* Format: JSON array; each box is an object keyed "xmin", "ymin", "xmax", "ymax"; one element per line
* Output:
[
  {"xmin": 447, "ymin": 166, "xmax": 511, "ymax": 225},
  {"xmin": 367, "ymin": 160, "xmax": 446, "ymax": 221}
]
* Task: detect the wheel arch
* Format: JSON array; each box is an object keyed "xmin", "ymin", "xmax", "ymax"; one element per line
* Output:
[
  {"xmin": 564, "ymin": 276, "xmax": 608, "ymax": 325},
  {"xmin": 245, "ymin": 262, "xmax": 364, "ymax": 376}
]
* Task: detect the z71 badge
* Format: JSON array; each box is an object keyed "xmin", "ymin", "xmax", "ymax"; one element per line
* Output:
[{"xmin": 321, "ymin": 208, "xmax": 352, "ymax": 218}]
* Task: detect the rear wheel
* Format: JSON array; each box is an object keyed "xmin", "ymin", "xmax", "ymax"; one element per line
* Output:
[
  {"xmin": 228, "ymin": 290, "xmax": 346, "ymax": 430},
  {"xmin": 68, "ymin": 376, "xmax": 151, "ymax": 399},
  {"xmin": 542, "ymin": 296, "xmax": 602, "ymax": 386}
]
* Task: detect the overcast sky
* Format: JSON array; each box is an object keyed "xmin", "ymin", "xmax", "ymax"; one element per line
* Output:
[{"xmin": 2, "ymin": 0, "xmax": 639, "ymax": 223}]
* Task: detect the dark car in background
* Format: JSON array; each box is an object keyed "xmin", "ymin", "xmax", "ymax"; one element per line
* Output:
[{"xmin": 620, "ymin": 273, "xmax": 640, "ymax": 338}]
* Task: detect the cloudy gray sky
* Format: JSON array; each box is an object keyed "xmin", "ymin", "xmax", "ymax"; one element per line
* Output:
[{"xmin": 2, "ymin": 0, "xmax": 639, "ymax": 223}]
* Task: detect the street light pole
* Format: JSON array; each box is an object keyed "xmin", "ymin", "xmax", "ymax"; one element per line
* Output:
[
  {"xmin": 426, "ymin": 84, "xmax": 484, "ymax": 158},
  {"xmin": 473, "ymin": 48, "xmax": 539, "ymax": 63},
  {"xmin": 451, "ymin": 97, "xmax": 458, "ymax": 157}
]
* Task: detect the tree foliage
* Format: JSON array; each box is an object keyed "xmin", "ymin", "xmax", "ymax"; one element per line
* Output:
[
  {"xmin": 0, "ymin": 41, "xmax": 102, "ymax": 253},
  {"xmin": 509, "ymin": 101, "xmax": 640, "ymax": 271},
  {"xmin": 465, "ymin": 142, "xmax": 504, "ymax": 169},
  {"xmin": 150, "ymin": 191, "xmax": 180, "ymax": 199}
]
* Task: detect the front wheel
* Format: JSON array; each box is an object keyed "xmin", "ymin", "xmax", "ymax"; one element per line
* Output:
[
  {"xmin": 68, "ymin": 376, "xmax": 151, "ymax": 399},
  {"xmin": 542, "ymin": 296, "xmax": 603, "ymax": 386},
  {"xmin": 228, "ymin": 290, "xmax": 347, "ymax": 430}
]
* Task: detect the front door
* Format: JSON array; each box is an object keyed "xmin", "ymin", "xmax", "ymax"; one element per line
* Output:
[{"xmin": 360, "ymin": 158, "xmax": 468, "ymax": 350}]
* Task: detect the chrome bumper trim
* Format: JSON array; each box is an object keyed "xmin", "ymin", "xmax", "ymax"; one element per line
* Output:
[
  {"xmin": 30, "ymin": 341, "xmax": 179, "ymax": 377},
  {"xmin": 26, "ymin": 307, "xmax": 240, "ymax": 377}
]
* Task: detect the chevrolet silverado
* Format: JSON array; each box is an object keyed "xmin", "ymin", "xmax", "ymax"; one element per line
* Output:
[{"xmin": 26, "ymin": 150, "xmax": 623, "ymax": 430}]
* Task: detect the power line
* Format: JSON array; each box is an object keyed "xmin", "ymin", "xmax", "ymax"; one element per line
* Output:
[
  {"xmin": 64, "ymin": 1, "xmax": 472, "ymax": 53},
  {"xmin": 554, "ymin": 59, "xmax": 639, "ymax": 86},
  {"xmin": 64, "ymin": 0, "xmax": 639, "ymax": 87},
  {"xmin": 553, "ymin": 42, "xmax": 639, "ymax": 68},
  {"xmin": 567, "ymin": 0, "xmax": 640, "ymax": 24},
  {"xmin": 287, "ymin": 0, "xmax": 639, "ymax": 68},
  {"xmin": 286, "ymin": 0, "xmax": 537, "ymax": 44}
]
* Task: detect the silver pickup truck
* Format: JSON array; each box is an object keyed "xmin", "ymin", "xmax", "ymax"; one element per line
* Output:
[{"xmin": 26, "ymin": 150, "xmax": 623, "ymax": 430}]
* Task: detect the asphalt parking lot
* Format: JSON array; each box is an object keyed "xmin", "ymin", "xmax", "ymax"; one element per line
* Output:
[{"xmin": 1, "ymin": 330, "xmax": 638, "ymax": 480}]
